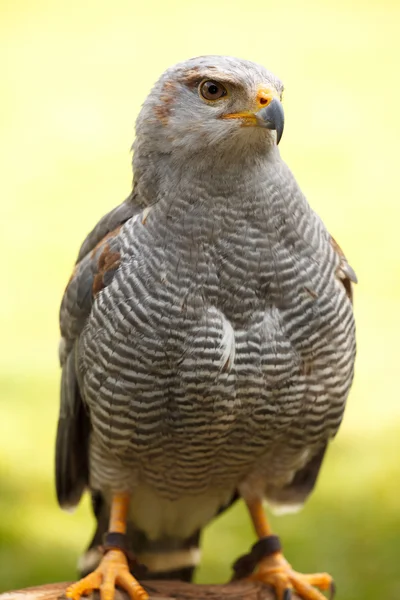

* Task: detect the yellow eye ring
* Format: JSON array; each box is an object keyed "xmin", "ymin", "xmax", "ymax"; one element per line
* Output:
[{"xmin": 199, "ymin": 80, "xmax": 228, "ymax": 101}]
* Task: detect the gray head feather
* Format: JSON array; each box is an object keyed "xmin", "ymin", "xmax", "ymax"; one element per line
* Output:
[{"xmin": 132, "ymin": 56, "xmax": 284, "ymax": 203}]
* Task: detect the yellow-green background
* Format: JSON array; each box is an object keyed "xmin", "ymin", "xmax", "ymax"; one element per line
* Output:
[{"xmin": 1, "ymin": 0, "xmax": 399, "ymax": 597}]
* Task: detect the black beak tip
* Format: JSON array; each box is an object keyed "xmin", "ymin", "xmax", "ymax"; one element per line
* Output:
[{"xmin": 275, "ymin": 124, "xmax": 284, "ymax": 145}]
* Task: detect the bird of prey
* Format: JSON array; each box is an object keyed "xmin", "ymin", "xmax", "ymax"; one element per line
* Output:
[{"xmin": 56, "ymin": 55, "xmax": 356, "ymax": 600}]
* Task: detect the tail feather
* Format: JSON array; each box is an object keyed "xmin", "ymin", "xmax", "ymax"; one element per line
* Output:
[{"xmin": 265, "ymin": 444, "xmax": 328, "ymax": 514}]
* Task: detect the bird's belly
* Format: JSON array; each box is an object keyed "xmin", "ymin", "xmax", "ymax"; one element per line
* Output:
[
  {"xmin": 86, "ymin": 287, "xmax": 354, "ymax": 506},
  {"xmin": 128, "ymin": 484, "xmax": 234, "ymax": 540}
]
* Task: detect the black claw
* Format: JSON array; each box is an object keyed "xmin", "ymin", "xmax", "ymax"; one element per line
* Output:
[
  {"xmin": 283, "ymin": 589, "xmax": 292, "ymax": 600},
  {"xmin": 329, "ymin": 581, "xmax": 336, "ymax": 600}
]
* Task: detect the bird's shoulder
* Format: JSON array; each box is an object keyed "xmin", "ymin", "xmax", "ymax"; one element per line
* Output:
[
  {"xmin": 59, "ymin": 194, "xmax": 141, "ymax": 364},
  {"xmin": 76, "ymin": 193, "xmax": 140, "ymax": 260}
]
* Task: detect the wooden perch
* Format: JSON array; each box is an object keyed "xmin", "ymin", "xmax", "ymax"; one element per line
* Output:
[{"xmin": 0, "ymin": 580, "xmax": 299, "ymax": 600}]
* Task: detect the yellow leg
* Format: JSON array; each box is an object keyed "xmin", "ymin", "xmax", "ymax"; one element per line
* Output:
[
  {"xmin": 66, "ymin": 493, "xmax": 148, "ymax": 600},
  {"xmin": 110, "ymin": 492, "xmax": 130, "ymax": 534},
  {"xmin": 244, "ymin": 498, "xmax": 333, "ymax": 600}
]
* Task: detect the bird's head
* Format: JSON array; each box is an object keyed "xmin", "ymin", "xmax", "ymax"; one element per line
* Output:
[{"xmin": 134, "ymin": 56, "xmax": 284, "ymax": 164}]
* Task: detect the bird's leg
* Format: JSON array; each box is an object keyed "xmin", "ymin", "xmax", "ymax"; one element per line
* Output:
[
  {"xmin": 232, "ymin": 498, "xmax": 334, "ymax": 600},
  {"xmin": 66, "ymin": 493, "xmax": 148, "ymax": 600}
]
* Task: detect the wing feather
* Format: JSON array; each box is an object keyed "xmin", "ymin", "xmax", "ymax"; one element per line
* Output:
[{"xmin": 56, "ymin": 196, "xmax": 140, "ymax": 509}]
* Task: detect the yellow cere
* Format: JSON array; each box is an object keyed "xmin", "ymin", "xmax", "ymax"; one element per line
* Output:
[
  {"xmin": 222, "ymin": 87, "xmax": 279, "ymax": 122},
  {"xmin": 256, "ymin": 87, "xmax": 279, "ymax": 107}
]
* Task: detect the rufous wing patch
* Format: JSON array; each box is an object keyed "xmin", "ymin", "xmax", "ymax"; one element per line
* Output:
[
  {"xmin": 90, "ymin": 225, "xmax": 122, "ymax": 258},
  {"xmin": 330, "ymin": 236, "xmax": 357, "ymax": 303},
  {"xmin": 92, "ymin": 243, "xmax": 121, "ymax": 296}
]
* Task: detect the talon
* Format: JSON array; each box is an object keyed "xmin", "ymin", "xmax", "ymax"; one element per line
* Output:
[
  {"xmin": 116, "ymin": 569, "xmax": 149, "ymax": 600},
  {"xmin": 66, "ymin": 570, "xmax": 102, "ymax": 600},
  {"xmin": 64, "ymin": 549, "xmax": 148, "ymax": 600},
  {"xmin": 283, "ymin": 589, "xmax": 292, "ymax": 600},
  {"xmin": 251, "ymin": 553, "xmax": 333, "ymax": 600},
  {"xmin": 241, "ymin": 501, "xmax": 334, "ymax": 600},
  {"xmin": 329, "ymin": 581, "xmax": 336, "ymax": 600}
]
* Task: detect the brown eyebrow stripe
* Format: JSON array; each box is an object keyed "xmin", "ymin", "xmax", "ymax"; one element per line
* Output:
[
  {"xmin": 154, "ymin": 80, "xmax": 177, "ymax": 124},
  {"xmin": 178, "ymin": 67, "xmax": 239, "ymax": 88},
  {"xmin": 177, "ymin": 68, "xmax": 203, "ymax": 86}
]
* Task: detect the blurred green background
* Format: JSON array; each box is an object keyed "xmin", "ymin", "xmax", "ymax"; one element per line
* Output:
[{"xmin": 1, "ymin": 0, "xmax": 399, "ymax": 597}]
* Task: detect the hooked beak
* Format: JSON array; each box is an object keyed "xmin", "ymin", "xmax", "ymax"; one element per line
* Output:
[
  {"xmin": 256, "ymin": 98, "xmax": 285, "ymax": 144},
  {"xmin": 221, "ymin": 93, "xmax": 285, "ymax": 145}
]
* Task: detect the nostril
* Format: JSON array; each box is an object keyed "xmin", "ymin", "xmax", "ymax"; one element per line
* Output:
[{"xmin": 259, "ymin": 97, "xmax": 269, "ymax": 105}]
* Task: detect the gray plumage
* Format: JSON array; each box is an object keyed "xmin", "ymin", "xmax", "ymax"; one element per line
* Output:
[{"xmin": 56, "ymin": 55, "xmax": 356, "ymax": 578}]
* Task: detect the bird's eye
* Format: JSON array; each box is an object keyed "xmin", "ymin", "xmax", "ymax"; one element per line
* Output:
[{"xmin": 199, "ymin": 80, "xmax": 228, "ymax": 101}]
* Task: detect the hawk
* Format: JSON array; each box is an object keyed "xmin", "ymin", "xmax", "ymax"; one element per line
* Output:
[{"xmin": 56, "ymin": 55, "xmax": 356, "ymax": 600}]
